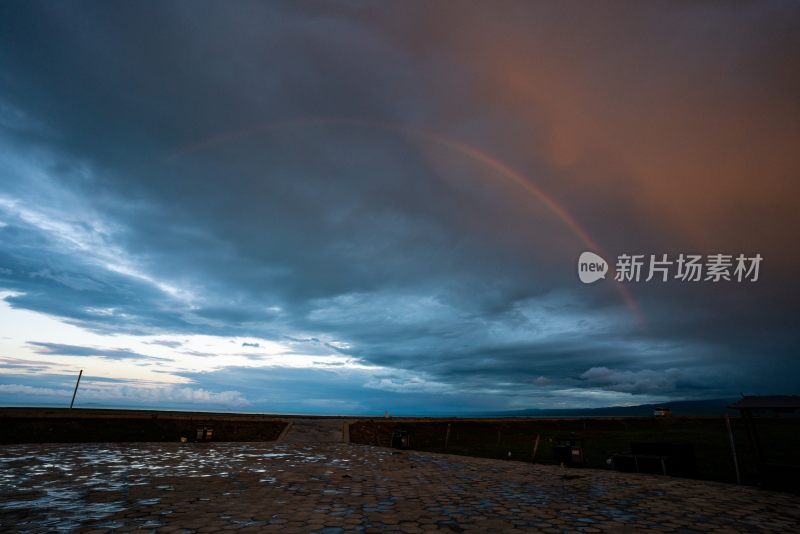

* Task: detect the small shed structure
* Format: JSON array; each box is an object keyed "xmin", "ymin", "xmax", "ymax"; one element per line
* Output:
[{"xmin": 729, "ymin": 395, "xmax": 800, "ymax": 492}]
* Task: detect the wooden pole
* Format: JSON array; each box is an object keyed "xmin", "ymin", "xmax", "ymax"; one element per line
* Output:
[
  {"xmin": 532, "ymin": 434, "xmax": 540, "ymax": 462},
  {"xmin": 725, "ymin": 414, "xmax": 741, "ymax": 484},
  {"xmin": 445, "ymin": 423, "xmax": 451, "ymax": 449},
  {"xmin": 69, "ymin": 369, "xmax": 82, "ymax": 409}
]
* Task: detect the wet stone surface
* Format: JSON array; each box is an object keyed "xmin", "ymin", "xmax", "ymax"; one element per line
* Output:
[{"xmin": 0, "ymin": 442, "xmax": 798, "ymax": 533}]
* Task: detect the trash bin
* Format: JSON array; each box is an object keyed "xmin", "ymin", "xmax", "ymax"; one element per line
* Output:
[
  {"xmin": 195, "ymin": 426, "xmax": 214, "ymax": 442},
  {"xmin": 553, "ymin": 438, "xmax": 585, "ymax": 466},
  {"xmin": 391, "ymin": 430, "xmax": 409, "ymax": 449}
]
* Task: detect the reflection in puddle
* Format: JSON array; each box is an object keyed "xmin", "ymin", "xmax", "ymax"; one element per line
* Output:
[
  {"xmin": 0, "ymin": 442, "xmax": 367, "ymax": 531},
  {"xmin": 1, "ymin": 441, "xmax": 794, "ymax": 533}
]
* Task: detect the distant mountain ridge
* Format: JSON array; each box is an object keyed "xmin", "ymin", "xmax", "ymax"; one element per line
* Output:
[{"xmin": 489, "ymin": 398, "xmax": 740, "ymax": 417}]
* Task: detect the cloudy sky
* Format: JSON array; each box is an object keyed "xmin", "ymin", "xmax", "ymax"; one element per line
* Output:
[{"xmin": 0, "ymin": 1, "xmax": 798, "ymax": 414}]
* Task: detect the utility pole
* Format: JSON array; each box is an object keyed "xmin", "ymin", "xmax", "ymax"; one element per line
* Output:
[
  {"xmin": 69, "ymin": 369, "xmax": 83, "ymax": 409},
  {"xmin": 725, "ymin": 413, "xmax": 741, "ymax": 484}
]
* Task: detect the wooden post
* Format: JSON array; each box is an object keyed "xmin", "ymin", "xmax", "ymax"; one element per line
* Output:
[
  {"xmin": 69, "ymin": 369, "xmax": 83, "ymax": 409},
  {"xmin": 725, "ymin": 414, "xmax": 741, "ymax": 484},
  {"xmin": 532, "ymin": 434, "xmax": 541, "ymax": 462},
  {"xmin": 445, "ymin": 423, "xmax": 451, "ymax": 449}
]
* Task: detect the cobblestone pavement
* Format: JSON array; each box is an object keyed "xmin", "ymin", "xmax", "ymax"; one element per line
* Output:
[{"xmin": 1, "ymin": 442, "xmax": 798, "ymax": 533}]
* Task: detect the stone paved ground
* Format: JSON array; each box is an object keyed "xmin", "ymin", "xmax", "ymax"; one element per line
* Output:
[{"xmin": 0, "ymin": 441, "xmax": 798, "ymax": 533}]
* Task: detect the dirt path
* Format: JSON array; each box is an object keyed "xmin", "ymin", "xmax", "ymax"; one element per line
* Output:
[{"xmin": 277, "ymin": 418, "xmax": 352, "ymax": 443}]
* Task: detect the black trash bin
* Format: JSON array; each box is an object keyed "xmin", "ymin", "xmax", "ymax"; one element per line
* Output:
[
  {"xmin": 391, "ymin": 430, "xmax": 409, "ymax": 449},
  {"xmin": 553, "ymin": 438, "xmax": 585, "ymax": 466},
  {"xmin": 195, "ymin": 426, "xmax": 214, "ymax": 442}
]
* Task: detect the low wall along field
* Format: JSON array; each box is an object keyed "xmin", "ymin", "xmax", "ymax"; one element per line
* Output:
[
  {"xmin": 349, "ymin": 416, "xmax": 800, "ymax": 486},
  {"xmin": 1, "ymin": 408, "xmax": 287, "ymax": 443},
  {"xmin": 5, "ymin": 409, "xmax": 799, "ymax": 489}
]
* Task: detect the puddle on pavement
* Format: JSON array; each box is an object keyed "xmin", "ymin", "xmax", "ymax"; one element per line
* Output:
[{"xmin": 0, "ymin": 442, "xmax": 358, "ymax": 531}]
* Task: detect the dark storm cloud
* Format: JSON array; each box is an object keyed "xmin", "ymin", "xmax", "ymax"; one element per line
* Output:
[
  {"xmin": 28, "ymin": 342, "xmax": 171, "ymax": 362},
  {"xmin": 0, "ymin": 0, "xmax": 798, "ymax": 410}
]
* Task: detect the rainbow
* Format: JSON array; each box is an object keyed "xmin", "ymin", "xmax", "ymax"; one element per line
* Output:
[{"xmin": 168, "ymin": 118, "xmax": 643, "ymax": 324}]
